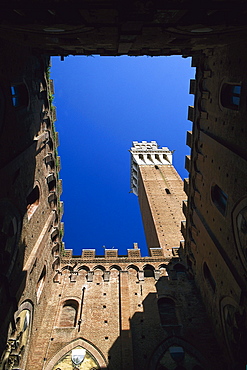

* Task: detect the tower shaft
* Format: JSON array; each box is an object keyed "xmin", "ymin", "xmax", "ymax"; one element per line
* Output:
[{"xmin": 130, "ymin": 141, "xmax": 185, "ymax": 257}]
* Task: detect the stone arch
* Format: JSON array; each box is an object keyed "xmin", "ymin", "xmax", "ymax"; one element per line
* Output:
[
  {"xmin": 109, "ymin": 264, "xmax": 122, "ymax": 271},
  {"xmin": 126, "ymin": 264, "xmax": 139, "ymax": 272},
  {"xmin": 44, "ymin": 338, "xmax": 107, "ymax": 370},
  {"xmin": 61, "ymin": 265, "xmax": 73, "ymax": 271},
  {"xmin": 109, "ymin": 264, "xmax": 121, "ymax": 278},
  {"xmin": 77, "ymin": 265, "xmax": 90, "ymax": 272},
  {"xmin": 143, "ymin": 264, "xmax": 155, "ymax": 277},
  {"xmin": 158, "ymin": 264, "xmax": 168, "ymax": 276},
  {"xmin": 148, "ymin": 337, "xmax": 209, "ymax": 370},
  {"xmin": 93, "ymin": 265, "xmax": 106, "ymax": 271}
]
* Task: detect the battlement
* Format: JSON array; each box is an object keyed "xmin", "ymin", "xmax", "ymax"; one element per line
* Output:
[{"xmin": 61, "ymin": 243, "xmax": 165, "ymax": 261}]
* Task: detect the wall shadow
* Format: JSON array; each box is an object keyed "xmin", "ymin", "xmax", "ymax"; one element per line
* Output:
[{"xmin": 0, "ymin": 38, "xmax": 51, "ymax": 361}]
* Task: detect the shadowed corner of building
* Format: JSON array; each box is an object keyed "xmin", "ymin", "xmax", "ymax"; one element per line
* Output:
[
  {"xmin": 106, "ymin": 277, "xmax": 221, "ymax": 370},
  {"xmin": 0, "ymin": 40, "xmax": 61, "ymax": 369}
]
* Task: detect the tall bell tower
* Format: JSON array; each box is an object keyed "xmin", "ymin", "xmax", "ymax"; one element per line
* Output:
[{"xmin": 130, "ymin": 141, "xmax": 185, "ymax": 257}]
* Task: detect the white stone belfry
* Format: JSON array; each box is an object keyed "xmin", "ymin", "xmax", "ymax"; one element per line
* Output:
[{"xmin": 130, "ymin": 141, "xmax": 173, "ymax": 196}]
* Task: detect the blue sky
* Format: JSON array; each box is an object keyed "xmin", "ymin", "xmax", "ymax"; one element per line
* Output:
[{"xmin": 51, "ymin": 55, "xmax": 195, "ymax": 256}]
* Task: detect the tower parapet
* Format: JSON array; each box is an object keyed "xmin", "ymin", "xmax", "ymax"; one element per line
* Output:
[{"xmin": 130, "ymin": 141, "xmax": 173, "ymax": 195}]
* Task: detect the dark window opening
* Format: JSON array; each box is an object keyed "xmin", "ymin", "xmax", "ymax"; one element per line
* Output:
[
  {"xmin": 48, "ymin": 179, "xmax": 56, "ymax": 192},
  {"xmin": 203, "ymin": 262, "xmax": 216, "ymax": 292},
  {"xmin": 26, "ymin": 185, "xmax": 40, "ymax": 219},
  {"xmin": 37, "ymin": 266, "xmax": 46, "ymax": 302},
  {"xmin": 158, "ymin": 297, "xmax": 178, "ymax": 327},
  {"xmin": 11, "ymin": 84, "xmax": 29, "ymax": 108},
  {"xmin": 221, "ymin": 83, "xmax": 241, "ymax": 110},
  {"xmin": 211, "ymin": 184, "xmax": 228, "ymax": 215},
  {"xmin": 143, "ymin": 264, "xmax": 154, "ymax": 278},
  {"xmin": 47, "ymin": 138, "xmax": 54, "ymax": 151},
  {"xmin": 155, "ymin": 165, "xmax": 159, "ymax": 169},
  {"xmin": 165, "ymin": 188, "xmax": 171, "ymax": 194},
  {"xmin": 27, "ymin": 186, "xmax": 39, "ymax": 207}
]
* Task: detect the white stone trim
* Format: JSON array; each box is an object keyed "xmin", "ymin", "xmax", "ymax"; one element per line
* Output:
[{"xmin": 130, "ymin": 141, "xmax": 173, "ymax": 195}]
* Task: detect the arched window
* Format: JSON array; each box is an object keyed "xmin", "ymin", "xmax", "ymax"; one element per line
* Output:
[
  {"xmin": 26, "ymin": 185, "xmax": 40, "ymax": 219},
  {"xmin": 221, "ymin": 83, "xmax": 241, "ymax": 110},
  {"xmin": 158, "ymin": 297, "xmax": 178, "ymax": 327},
  {"xmin": 211, "ymin": 184, "xmax": 227, "ymax": 215},
  {"xmin": 10, "ymin": 83, "xmax": 29, "ymax": 108},
  {"xmin": 59, "ymin": 300, "xmax": 79, "ymax": 327},
  {"xmin": 144, "ymin": 264, "xmax": 154, "ymax": 277}
]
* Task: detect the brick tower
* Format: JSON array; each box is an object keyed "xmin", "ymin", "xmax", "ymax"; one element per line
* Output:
[{"xmin": 130, "ymin": 141, "xmax": 185, "ymax": 257}]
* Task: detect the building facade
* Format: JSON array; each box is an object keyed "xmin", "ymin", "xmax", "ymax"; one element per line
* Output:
[{"xmin": 183, "ymin": 46, "xmax": 247, "ymax": 368}]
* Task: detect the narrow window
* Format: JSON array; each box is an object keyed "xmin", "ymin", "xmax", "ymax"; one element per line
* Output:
[
  {"xmin": 37, "ymin": 266, "xmax": 46, "ymax": 302},
  {"xmin": 165, "ymin": 188, "xmax": 171, "ymax": 194},
  {"xmin": 26, "ymin": 185, "xmax": 40, "ymax": 219},
  {"xmin": 203, "ymin": 262, "xmax": 216, "ymax": 292},
  {"xmin": 10, "ymin": 84, "xmax": 29, "ymax": 108},
  {"xmin": 221, "ymin": 83, "xmax": 241, "ymax": 110},
  {"xmin": 158, "ymin": 297, "xmax": 178, "ymax": 327},
  {"xmin": 47, "ymin": 174, "xmax": 56, "ymax": 192},
  {"xmin": 211, "ymin": 184, "xmax": 228, "ymax": 215},
  {"xmin": 59, "ymin": 300, "xmax": 79, "ymax": 327}
]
